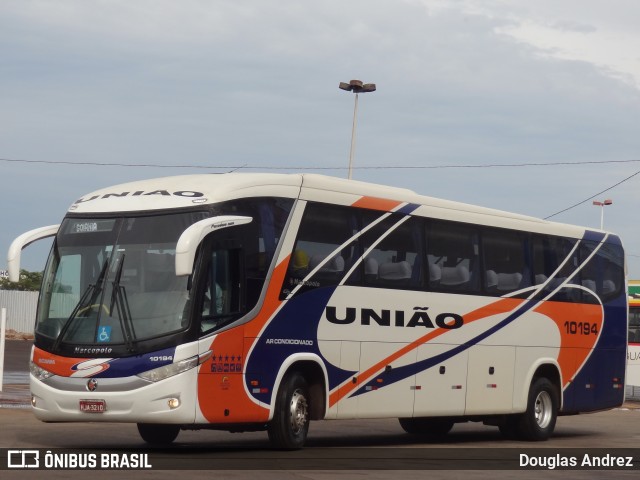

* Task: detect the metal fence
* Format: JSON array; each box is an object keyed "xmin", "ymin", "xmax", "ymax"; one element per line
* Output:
[{"xmin": 0, "ymin": 290, "xmax": 38, "ymax": 334}]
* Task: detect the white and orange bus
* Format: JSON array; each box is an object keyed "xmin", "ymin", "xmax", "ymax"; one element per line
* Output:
[{"xmin": 8, "ymin": 173, "xmax": 627, "ymax": 448}]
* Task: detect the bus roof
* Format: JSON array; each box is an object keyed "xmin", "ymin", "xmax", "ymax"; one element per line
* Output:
[
  {"xmin": 66, "ymin": 173, "xmax": 606, "ymax": 239},
  {"xmin": 68, "ymin": 173, "xmax": 303, "ymax": 214}
]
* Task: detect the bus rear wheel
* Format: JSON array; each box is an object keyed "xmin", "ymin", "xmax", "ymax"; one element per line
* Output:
[
  {"xmin": 515, "ymin": 377, "xmax": 558, "ymax": 441},
  {"xmin": 137, "ymin": 423, "xmax": 180, "ymax": 445},
  {"xmin": 268, "ymin": 372, "xmax": 310, "ymax": 449},
  {"xmin": 398, "ymin": 417, "xmax": 454, "ymax": 437}
]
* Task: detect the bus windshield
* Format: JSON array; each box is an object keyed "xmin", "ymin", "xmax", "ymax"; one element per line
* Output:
[{"xmin": 36, "ymin": 212, "xmax": 208, "ymax": 353}]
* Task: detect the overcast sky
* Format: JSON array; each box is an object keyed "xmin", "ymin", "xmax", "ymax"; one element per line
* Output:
[{"xmin": 2, "ymin": 0, "xmax": 640, "ymax": 278}]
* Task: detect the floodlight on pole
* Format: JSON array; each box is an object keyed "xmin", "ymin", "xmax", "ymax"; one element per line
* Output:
[
  {"xmin": 592, "ymin": 199, "xmax": 613, "ymax": 230},
  {"xmin": 339, "ymin": 79, "xmax": 376, "ymax": 180}
]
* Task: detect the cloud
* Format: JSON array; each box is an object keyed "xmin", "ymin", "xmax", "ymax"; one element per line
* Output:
[
  {"xmin": 430, "ymin": 0, "xmax": 640, "ymax": 89},
  {"xmin": 2, "ymin": 0, "xmax": 640, "ymax": 275},
  {"xmin": 550, "ymin": 20, "xmax": 597, "ymax": 34}
]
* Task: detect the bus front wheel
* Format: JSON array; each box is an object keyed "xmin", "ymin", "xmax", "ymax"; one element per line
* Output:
[
  {"xmin": 268, "ymin": 372, "xmax": 310, "ymax": 449},
  {"xmin": 137, "ymin": 423, "xmax": 180, "ymax": 445}
]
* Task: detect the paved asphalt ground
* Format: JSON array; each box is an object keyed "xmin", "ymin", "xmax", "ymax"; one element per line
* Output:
[{"xmin": 2, "ymin": 339, "xmax": 640, "ymax": 479}]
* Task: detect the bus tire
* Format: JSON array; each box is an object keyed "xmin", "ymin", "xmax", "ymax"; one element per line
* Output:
[
  {"xmin": 398, "ymin": 417, "xmax": 454, "ymax": 437},
  {"xmin": 268, "ymin": 372, "xmax": 310, "ymax": 449},
  {"xmin": 136, "ymin": 423, "xmax": 180, "ymax": 445},
  {"xmin": 516, "ymin": 377, "xmax": 558, "ymax": 441}
]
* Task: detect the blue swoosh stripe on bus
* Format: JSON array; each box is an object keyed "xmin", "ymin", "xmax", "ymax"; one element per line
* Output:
[
  {"xmin": 92, "ymin": 347, "xmax": 176, "ymax": 378},
  {"xmin": 395, "ymin": 203, "xmax": 420, "ymax": 215}
]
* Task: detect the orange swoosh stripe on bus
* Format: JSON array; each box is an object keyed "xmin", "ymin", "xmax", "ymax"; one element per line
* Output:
[
  {"xmin": 351, "ymin": 196, "xmax": 403, "ymax": 212},
  {"xmin": 31, "ymin": 347, "xmax": 112, "ymax": 377},
  {"xmin": 328, "ymin": 297, "xmax": 524, "ymax": 407},
  {"xmin": 534, "ymin": 301, "xmax": 603, "ymax": 388}
]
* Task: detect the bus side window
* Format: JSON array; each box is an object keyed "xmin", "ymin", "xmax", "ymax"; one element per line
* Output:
[
  {"xmin": 576, "ymin": 241, "xmax": 624, "ymax": 303},
  {"xmin": 360, "ymin": 215, "xmax": 423, "ymax": 289},
  {"xmin": 532, "ymin": 235, "xmax": 577, "ymax": 302},
  {"xmin": 482, "ymin": 229, "xmax": 529, "ymax": 295},
  {"xmin": 426, "ymin": 220, "xmax": 480, "ymax": 293},
  {"xmin": 533, "ymin": 235, "xmax": 623, "ymax": 304},
  {"xmin": 281, "ymin": 203, "xmax": 358, "ymax": 298}
]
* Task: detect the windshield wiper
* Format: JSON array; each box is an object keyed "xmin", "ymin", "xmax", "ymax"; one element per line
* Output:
[
  {"xmin": 52, "ymin": 258, "xmax": 110, "ymax": 352},
  {"xmin": 110, "ymin": 254, "xmax": 137, "ymax": 353}
]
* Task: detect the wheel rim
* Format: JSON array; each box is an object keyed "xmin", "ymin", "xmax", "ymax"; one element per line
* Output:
[
  {"xmin": 534, "ymin": 390, "xmax": 553, "ymax": 429},
  {"xmin": 289, "ymin": 388, "xmax": 309, "ymax": 435}
]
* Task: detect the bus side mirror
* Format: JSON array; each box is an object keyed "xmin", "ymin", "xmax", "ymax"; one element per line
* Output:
[
  {"xmin": 7, "ymin": 225, "xmax": 60, "ymax": 282},
  {"xmin": 175, "ymin": 216, "xmax": 252, "ymax": 276}
]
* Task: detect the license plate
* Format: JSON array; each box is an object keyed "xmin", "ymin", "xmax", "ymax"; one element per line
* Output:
[{"xmin": 79, "ymin": 400, "xmax": 106, "ymax": 413}]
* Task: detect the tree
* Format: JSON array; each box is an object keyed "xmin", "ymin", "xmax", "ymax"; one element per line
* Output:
[{"xmin": 0, "ymin": 269, "xmax": 43, "ymax": 291}]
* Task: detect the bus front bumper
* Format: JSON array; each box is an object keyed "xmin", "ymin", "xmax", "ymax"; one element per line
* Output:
[{"xmin": 30, "ymin": 368, "xmax": 198, "ymax": 424}]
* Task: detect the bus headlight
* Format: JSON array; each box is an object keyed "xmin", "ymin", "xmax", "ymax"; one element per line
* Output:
[
  {"xmin": 137, "ymin": 355, "xmax": 199, "ymax": 383},
  {"xmin": 30, "ymin": 361, "xmax": 54, "ymax": 381}
]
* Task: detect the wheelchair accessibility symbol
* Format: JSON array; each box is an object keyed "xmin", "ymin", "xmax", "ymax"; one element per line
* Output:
[{"xmin": 97, "ymin": 326, "xmax": 112, "ymax": 343}]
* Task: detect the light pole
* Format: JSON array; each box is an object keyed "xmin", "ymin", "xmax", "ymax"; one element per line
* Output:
[
  {"xmin": 339, "ymin": 79, "xmax": 376, "ymax": 180},
  {"xmin": 592, "ymin": 199, "xmax": 612, "ymax": 230}
]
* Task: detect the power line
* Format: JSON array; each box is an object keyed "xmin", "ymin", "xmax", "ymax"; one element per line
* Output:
[
  {"xmin": 0, "ymin": 157, "xmax": 235, "ymax": 170},
  {"xmin": 544, "ymin": 169, "xmax": 640, "ymax": 220},
  {"xmin": 3, "ymin": 156, "xmax": 640, "ymax": 170},
  {"xmin": 4, "ymin": 155, "xmax": 640, "ymax": 224}
]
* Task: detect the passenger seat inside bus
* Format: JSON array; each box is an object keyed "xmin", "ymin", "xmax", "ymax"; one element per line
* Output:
[
  {"xmin": 309, "ymin": 254, "xmax": 345, "ymax": 283},
  {"xmin": 603, "ymin": 279, "xmax": 616, "ymax": 294},
  {"xmin": 485, "ymin": 270, "xmax": 523, "ymax": 293},
  {"xmin": 534, "ymin": 274, "xmax": 548, "ymax": 285},
  {"xmin": 440, "ymin": 265, "xmax": 470, "ymax": 287},
  {"xmin": 364, "ymin": 257, "xmax": 379, "ymax": 281},
  {"xmin": 378, "ymin": 261, "xmax": 411, "ymax": 282},
  {"xmin": 428, "ymin": 263, "xmax": 442, "ymax": 283}
]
